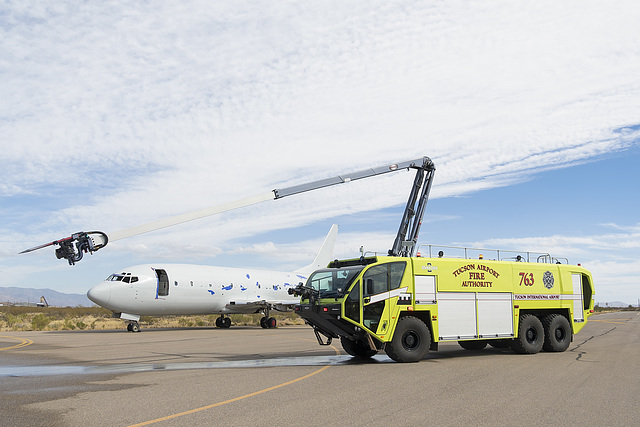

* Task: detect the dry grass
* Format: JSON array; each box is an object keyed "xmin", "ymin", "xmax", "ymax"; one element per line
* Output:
[{"xmin": 0, "ymin": 306, "xmax": 305, "ymax": 332}]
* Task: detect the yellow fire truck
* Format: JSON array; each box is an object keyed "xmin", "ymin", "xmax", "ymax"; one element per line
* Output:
[
  {"xmin": 293, "ymin": 250, "xmax": 595, "ymax": 362},
  {"xmin": 291, "ymin": 157, "xmax": 595, "ymax": 362}
]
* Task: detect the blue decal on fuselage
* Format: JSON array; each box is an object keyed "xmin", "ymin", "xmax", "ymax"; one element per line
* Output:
[
  {"xmin": 208, "ymin": 290, "xmax": 215, "ymax": 295},
  {"xmin": 240, "ymin": 285, "xmax": 247, "ymax": 291},
  {"xmin": 222, "ymin": 284, "xmax": 233, "ymax": 291}
]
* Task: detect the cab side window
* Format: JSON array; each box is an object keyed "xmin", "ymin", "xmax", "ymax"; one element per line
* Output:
[{"xmin": 363, "ymin": 262, "xmax": 407, "ymax": 296}]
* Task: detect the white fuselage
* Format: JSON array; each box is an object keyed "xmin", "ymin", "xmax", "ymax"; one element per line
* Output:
[{"xmin": 87, "ymin": 263, "xmax": 305, "ymax": 316}]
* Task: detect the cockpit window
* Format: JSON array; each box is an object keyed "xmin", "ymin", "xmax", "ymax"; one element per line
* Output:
[{"xmin": 106, "ymin": 274, "xmax": 138, "ymax": 283}]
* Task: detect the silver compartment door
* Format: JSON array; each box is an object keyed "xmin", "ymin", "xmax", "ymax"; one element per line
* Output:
[
  {"xmin": 415, "ymin": 275, "xmax": 436, "ymax": 304},
  {"xmin": 437, "ymin": 292, "xmax": 477, "ymax": 340},
  {"xmin": 477, "ymin": 292, "xmax": 513, "ymax": 338}
]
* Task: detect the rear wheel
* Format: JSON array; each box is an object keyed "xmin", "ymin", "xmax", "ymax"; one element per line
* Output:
[
  {"xmin": 542, "ymin": 314, "xmax": 571, "ymax": 352},
  {"xmin": 340, "ymin": 337, "xmax": 377, "ymax": 358},
  {"xmin": 512, "ymin": 314, "xmax": 544, "ymax": 354},
  {"xmin": 385, "ymin": 316, "xmax": 431, "ymax": 363},
  {"xmin": 459, "ymin": 340, "xmax": 487, "ymax": 350}
]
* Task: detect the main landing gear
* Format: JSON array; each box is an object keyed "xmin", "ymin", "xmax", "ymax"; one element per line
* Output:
[
  {"xmin": 126, "ymin": 321, "xmax": 141, "ymax": 332},
  {"xmin": 260, "ymin": 316, "xmax": 277, "ymax": 329},
  {"xmin": 215, "ymin": 315, "xmax": 232, "ymax": 328}
]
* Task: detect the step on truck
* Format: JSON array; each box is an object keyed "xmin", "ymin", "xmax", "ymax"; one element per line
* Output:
[
  {"xmin": 290, "ymin": 156, "xmax": 595, "ymax": 362},
  {"xmin": 292, "ymin": 250, "xmax": 595, "ymax": 362}
]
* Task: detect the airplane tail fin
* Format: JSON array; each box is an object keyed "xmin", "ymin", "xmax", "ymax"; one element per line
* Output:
[{"xmin": 295, "ymin": 224, "xmax": 338, "ymax": 277}]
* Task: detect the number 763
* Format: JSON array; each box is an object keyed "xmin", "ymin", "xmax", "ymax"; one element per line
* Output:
[{"xmin": 519, "ymin": 272, "xmax": 534, "ymax": 286}]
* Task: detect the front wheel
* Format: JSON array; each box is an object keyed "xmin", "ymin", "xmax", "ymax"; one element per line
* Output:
[
  {"xmin": 512, "ymin": 314, "xmax": 544, "ymax": 354},
  {"xmin": 385, "ymin": 316, "xmax": 431, "ymax": 363}
]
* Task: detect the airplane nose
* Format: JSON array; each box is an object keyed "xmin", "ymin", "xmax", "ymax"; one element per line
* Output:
[{"xmin": 87, "ymin": 282, "xmax": 111, "ymax": 307}]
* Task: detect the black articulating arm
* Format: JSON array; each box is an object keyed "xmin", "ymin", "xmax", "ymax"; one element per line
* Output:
[{"xmin": 389, "ymin": 157, "xmax": 436, "ymax": 257}]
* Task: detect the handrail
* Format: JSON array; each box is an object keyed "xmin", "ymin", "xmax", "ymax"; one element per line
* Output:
[
  {"xmin": 359, "ymin": 245, "xmax": 569, "ymax": 264},
  {"xmin": 415, "ymin": 244, "xmax": 567, "ymax": 264}
]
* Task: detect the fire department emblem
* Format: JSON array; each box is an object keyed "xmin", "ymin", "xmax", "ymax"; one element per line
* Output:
[{"xmin": 543, "ymin": 271, "xmax": 554, "ymax": 289}]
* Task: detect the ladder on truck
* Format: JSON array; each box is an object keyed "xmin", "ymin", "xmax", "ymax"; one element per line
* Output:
[{"xmin": 388, "ymin": 157, "xmax": 435, "ymax": 257}]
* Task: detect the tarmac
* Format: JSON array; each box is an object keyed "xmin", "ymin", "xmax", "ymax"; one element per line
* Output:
[{"xmin": 1, "ymin": 311, "xmax": 638, "ymax": 426}]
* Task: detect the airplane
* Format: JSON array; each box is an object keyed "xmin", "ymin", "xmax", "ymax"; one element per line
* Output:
[{"xmin": 86, "ymin": 225, "xmax": 338, "ymax": 332}]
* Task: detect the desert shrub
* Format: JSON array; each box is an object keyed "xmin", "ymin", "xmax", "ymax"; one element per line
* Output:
[
  {"xmin": 4, "ymin": 313, "xmax": 20, "ymax": 328},
  {"xmin": 178, "ymin": 318, "xmax": 193, "ymax": 327},
  {"xmin": 31, "ymin": 313, "xmax": 51, "ymax": 331},
  {"xmin": 76, "ymin": 320, "xmax": 87, "ymax": 330},
  {"xmin": 63, "ymin": 319, "xmax": 76, "ymax": 330}
]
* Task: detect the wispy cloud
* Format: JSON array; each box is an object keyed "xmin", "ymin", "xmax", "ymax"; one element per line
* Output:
[{"xmin": 2, "ymin": 1, "xmax": 639, "ymax": 299}]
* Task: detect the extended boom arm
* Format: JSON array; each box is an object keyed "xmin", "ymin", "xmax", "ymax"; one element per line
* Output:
[{"xmin": 21, "ymin": 157, "xmax": 433, "ymax": 265}]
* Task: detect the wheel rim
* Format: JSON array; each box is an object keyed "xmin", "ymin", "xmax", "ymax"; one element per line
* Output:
[
  {"xmin": 526, "ymin": 327, "xmax": 538, "ymax": 343},
  {"xmin": 555, "ymin": 326, "xmax": 566, "ymax": 341},
  {"xmin": 402, "ymin": 330, "xmax": 420, "ymax": 351}
]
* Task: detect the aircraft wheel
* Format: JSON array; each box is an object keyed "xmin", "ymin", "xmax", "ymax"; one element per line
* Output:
[
  {"xmin": 215, "ymin": 317, "xmax": 223, "ymax": 328},
  {"xmin": 267, "ymin": 317, "xmax": 276, "ymax": 328},
  {"xmin": 130, "ymin": 322, "xmax": 140, "ymax": 333},
  {"xmin": 260, "ymin": 316, "xmax": 268, "ymax": 329},
  {"xmin": 127, "ymin": 323, "xmax": 133, "ymax": 332},
  {"xmin": 223, "ymin": 317, "xmax": 232, "ymax": 328}
]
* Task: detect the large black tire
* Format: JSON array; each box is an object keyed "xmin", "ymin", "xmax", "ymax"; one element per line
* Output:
[
  {"xmin": 459, "ymin": 340, "xmax": 487, "ymax": 350},
  {"xmin": 385, "ymin": 316, "xmax": 431, "ymax": 363},
  {"xmin": 512, "ymin": 314, "xmax": 544, "ymax": 354},
  {"xmin": 542, "ymin": 314, "xmax": 571, "ymax": 352},
  {"xmin": 340, "ymin": 337, "xmax": 377, "ymax": 358}
]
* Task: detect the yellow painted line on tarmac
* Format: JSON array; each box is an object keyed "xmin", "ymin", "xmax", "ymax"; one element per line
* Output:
[
  {"xmin": 0, "ymin": 335, "xmax": 34, "ymax": 351},
  {"xmin": 129, "ymin": 339, "xmax": 341, "ymax": 427}
]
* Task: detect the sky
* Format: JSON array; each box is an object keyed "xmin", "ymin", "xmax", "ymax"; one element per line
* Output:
[{"xmin": 1, "ymin": 1, "xmax": 639, "ymax": 305}]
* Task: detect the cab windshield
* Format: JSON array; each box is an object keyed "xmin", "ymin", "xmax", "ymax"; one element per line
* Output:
[{"xmin": 306, "ymin": 266, "xmax": 364, "ymax": 298}]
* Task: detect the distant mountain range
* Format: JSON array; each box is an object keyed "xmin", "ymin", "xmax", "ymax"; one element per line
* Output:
[
  {"xmin": 598, "ymin": 300, "xmax": 637, "ymax": 308},
  {"xmin": 0, "ymin": 287, "xmax": 92, "ymax": 307}
]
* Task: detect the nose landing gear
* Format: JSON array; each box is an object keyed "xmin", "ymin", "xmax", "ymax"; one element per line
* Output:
[{"xmin": 215, "ymin": 315, "xmax": 232, "ymax": 328}]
